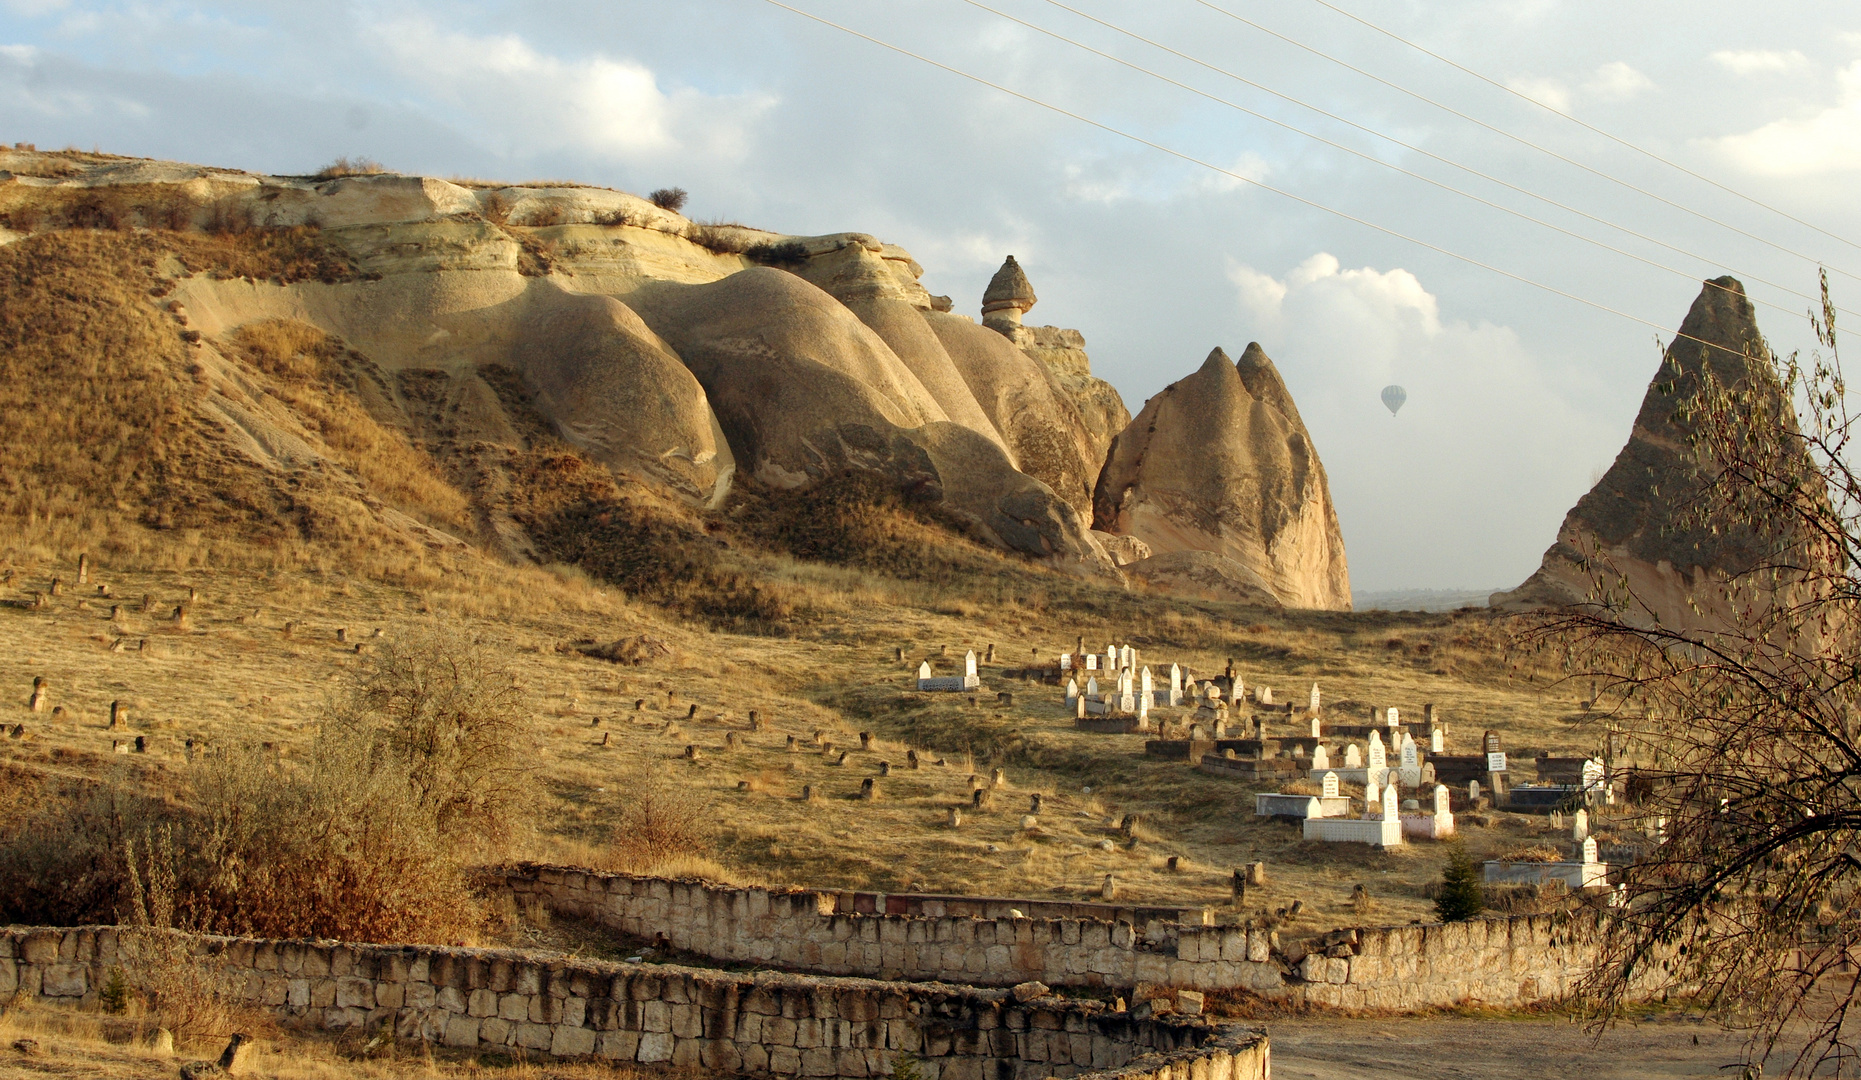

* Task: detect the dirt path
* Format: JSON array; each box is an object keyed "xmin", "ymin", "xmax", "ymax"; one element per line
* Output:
[{"xmin": 1266, "ymin": 1014, "xmax": 1766, "ymax": 1079}]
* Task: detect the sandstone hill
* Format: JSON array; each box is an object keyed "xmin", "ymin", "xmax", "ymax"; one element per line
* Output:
[
  {"xmin": 1093, "ymin": 344, "xmax": 1353, "ymax": 610},
  {"xmin": 1491, "ymin": 277, "xmax": 1789, "ymax": 628},
  {"xmin": 0, "ymin": 148, "xmax": 1348, "ymax": 608}
]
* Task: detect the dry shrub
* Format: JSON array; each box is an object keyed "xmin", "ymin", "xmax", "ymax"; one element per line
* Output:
[
  {"xmin": 1278, "ymin": 778, "xmax": 1322, "ymax": 796},
  {"xmin": 314, "ymin": 156, "xmax": 388, "ymax": 180},
  {"xmin": 1497, "ymin": 845, "xmax": 1567, "ymax": 863},
  {"xmin": 647, "ymin": 187, "xmax": 688, "ymax": 212},
  {"xmin": 225, "ymin": 319, "xmax": 469, "ymax": 528},
  {"xmin": 0, "ymin": 766, "xmax": 162, "ymax": 925},
  {"xmin": 121, "ymin": 829, "xmax": 245, "ymax": 1043},
  {"xmin": 607, "ymin": 769, "xmax": 712, "ymax": 873}
]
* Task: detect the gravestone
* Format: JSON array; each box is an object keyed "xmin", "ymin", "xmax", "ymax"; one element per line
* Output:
[
  {"xmin": 1086, "ymin": 654, "xmax": 1099, "ymax": 671},
  {"xmin": 1484, "ymin": 730, "xmax": 1503, "ymax": 754},
  {"xmin": 1364, "ymin": 776, "xmax": 1381, "ymax": 817},
  {"xmin": 1086, "ymin": 676, "xmax": 1099, "ymax": 700},
  {"xmin": 1573, "ymin": 809, "xmax": 1589, "ymax": 844},
  {"xmin": 1105, "ymin": 647, "xmax": 1117, "ymax": 671},
  {"xmin": 786, "ymin": 735, "xmax": 798, "ymax": 752},
  {"xmin": 1121, "ymin": 645, "xmax": 1135, "ymax": 670},
  {"xmin": 1431, "ymin": 727, "xmax": 1445, "ymax": 754},
  {"xmin": 1259, "ymin": 687, "xmax": 1274, "ymax": 706},
  {"xmin": 860, "ymin": 731, "xmax": 874, "ymax": 750},
  {"xmin": 1581, "ymin": 837, "xmax": 1599, "ymax": 864},
  {"xmin": 918, "ymin": 661, "xmax": 932, "ymax": 681},
  {"xmin": 1424, "ymin": 703, "xmax": 1438, "ymax": 726},
  {"xmin": 1420, "ymin": 761, "xmax": 1436, "ymax": 786},
  {"xmin": 1066, "ymin": 678, "xmax": 1079, "ymax": 703},
  {"xmin": 1386, "ymin": 707, "xmax": 1400, "ymax": 730},
  {"xmin": 1309, "ymin": 682, "xmax": 1321, "ymax": 713},
  {"xmin": 948, "ymin": 808, "xmax": 962, "ymax": 827},
  {"xmin": 1382, "ymin": 784, "xmax": 1400, "ymax": 823},
  {"xmin": 1433, "ymin": 784, "xmax": 1451, "ymax": 819},
  {"xmin": 1345, "ymin": 744, "xmax": 1363, "ymax": 768},
  {"xmin": 1060, "ymin": 653, "xmax": 1073, "ymax": 671},
  {"xmin": 1322, "ymin": 771, "xmax": 1340, "ymax": 798},
  {"xmin": 1169, "ymin": 664, "xmax": 1183, "ymax": 707},
  {"xmin": 1312, "ymin": 744, "xmax": 1330, "ymax": 771},
  {"xmin": 1367, "ymin": 730, "xmax": 1387, "ymax": 772},
  {"xmin": 991, "ymin": 768, "xmax": 1008, "ymax": 788},
  {"xmin": 1310, "ymin": 714, "xmax": 1323, "ymax": 738},
  {"xmin": 1398, "ymin": 732, "xmax": 1421, "ymax": 788},
  {"xmin": 109, "ymin": 701, "xmax": 127, "ymax": 730},
  {"xmin": 907, "ymin": 749, "xmax": 920, "ymax": 769},
  {"xmin": 1469, "ymin": 780, "xmax": 1482, "ymax": 803},
  {"xmin": 965, "ymin": 650, "xmax": 978, "ymax": 678},
  {"xmin": 861, "ymin": 778, "xmax": 878, "ymax": 801},
  {"xmin": 1140, "ymin": 667, "xmax": 1153, "ymax": 706}
]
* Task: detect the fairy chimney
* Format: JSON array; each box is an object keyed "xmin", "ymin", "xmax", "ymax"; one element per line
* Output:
[{"xmin": 981, "ymin": 256, "xmax": 1037, "ymax": 333}]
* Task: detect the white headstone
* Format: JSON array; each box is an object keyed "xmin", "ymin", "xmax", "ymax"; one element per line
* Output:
[
  {"xmin": 1469, "ymin": 780, "xmax": 1482, "ymax": 802},
  {"xmin": 965, "ymin": 650, "xmax": 977, "ymax": 677},
  {"xmin": 1086, "ymin": 654, "xmax": 1098, "ymax": 670},
  {"xmin": 1310, "ymin": 714, "xmax": 1322, "ymax": 738},
  {"xmin": 1138, "ymin": 685, "xmax": 1150, "ymax": 720},
  {"xmin": 1120, "ymin": 645, "xmax": 1134, "ymax": 670},
  {"xmin": 917, "ymin": 661, "xmax": 932, "ymax": 680},
  {"xmin": 1312, "ymin": 744, "xmax": 1330, "ymax": 770},
  {"xmin": 1382, "ymin": 783, "xmax": 1400, "ymax": 822},
  {"xmin": 1086, "ymin": 676, "xmax": 1099, "ymax": 699},
  {"xmin": 1345, "ymin": 744, "xmax": 1363, "ymax": 768},
  {"xmin": 1309, "ymin": 682, "xmax": 1321, "ymax": 712},
  {"xmin": 1581, "ymin": 758, "xmax": 1605, "ymax": 791},
  {"xmin": 1581, "ymin": 837, "xmax": 1599, "ymax": 864},
  {"xmin": 1119, "ymin": 687, "xmax": 1136, "ymax": 714},
  {"xmin": 1430, "ymin": 727, "xmax": 1445, "ymax": 754},
  {"xmin": 1367, "ymin": 730, "xmax": 1387, "ymax": 770},
  {"xmin": 1169, "ymin": 664, "xmax": 1183, "ymax": 706},
  {"xmin": 1322, "ymin": 771, "xmax": 1340, "ymax": 798},
  {"xmin": 1065, "ymin": 678, "xmax": 1079, "ymax": 703},
  {"xmin": 1259, "ymin": 686, "xmax": 1274, "ymax": 706},
  {"xmin": 1105, "ymin": 647, "xmax": 1117, "ymax": 671},
  {"xmin": 1398, "ymin": 733, "xmax": 1421, "ymax": 788},
  {"xmin": 1364, "ymin": 775, "xmax": 1381, "ymax": 817},
  {"xmin": 1233, "ymin": 674, "xmax": 1245, "ymax": 699},
  {"xmin": 1076, "ymin": 694, "xmax": 1086, "ymax": 719},
  {"xmin": 1433, "ymin": 784, "xmax": 1452, "ymax": 819},
  {"xmin": 1386, "ymin": 706, "xmax": 1400, "ymax": 729},
  {"xmin": 1060, "ymin": 653, "xmax": 1073, "ymax": 671},
  {"xmin": 1141, "ymin": 667, "xmax": 1153, "ymax": 704},
  {"xmin": 1573, "ymin": 809, "xmax": 1590, "ymax": 844}
]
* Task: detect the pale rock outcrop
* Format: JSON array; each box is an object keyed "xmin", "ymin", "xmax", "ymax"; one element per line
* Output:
[
  {"xmin": 1492, "ymin": 277, "xmax": 1794, "ymax": 630},
  {"xmin": 1124, "ymin": 550, "xmax": 1279, "ymax": 606},
  {"xmin": 519, "ymin": 291, "xmax": 733, "ymax": 507},
  {"xmin": 791, "ymin": 238, "xmax": 1011, "ymax": 456},
  {"xmin": 981, "ymin": 256, "xmax": 1037, "ymax": 332},
  {"xmin": 629, "ymin": 268, "xmax": 1111, "ymax": 569},
  {"xmin": 1091, "ymin": 530, "xmax": 1151, "ymax": 567},
  {"xmin": 1094, "ymin": 345, "xmax": 1351, "ymax": 610}
]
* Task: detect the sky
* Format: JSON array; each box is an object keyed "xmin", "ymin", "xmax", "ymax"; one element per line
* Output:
[{"xmin": 2, "ymin": 0, "xmax": 1858, "ymax": 593}]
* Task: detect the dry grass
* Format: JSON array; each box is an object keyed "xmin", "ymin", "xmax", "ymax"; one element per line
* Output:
[
  {"xmin": 0, "ymin": 997, "xmax": 651, "ymax": 1078},
  {"xmin": 313, "ymin": 157, "xmax": 388, "ymax": 180}
]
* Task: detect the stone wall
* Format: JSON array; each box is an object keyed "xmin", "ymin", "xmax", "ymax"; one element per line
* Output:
[
  {"xmin": 502, "ymin": 865, "xmax": 1286, "ymax": 994},
  {"xmin": 0, "ymin": 925, "xmax": 1269, "ymax": 1080},
  {"xmin": 504, "ymin": 865, "xmax": 1634, "ymax": 1011}
]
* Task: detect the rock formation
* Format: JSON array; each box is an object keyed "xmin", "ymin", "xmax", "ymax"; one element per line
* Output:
[
  {"xmin": 1492, "ymin": 277, "xmax": 1789, "ymax": 628},
  {"xmin": 1093, "ymin": 345, "xmax": 1351, "ymax": 610}
]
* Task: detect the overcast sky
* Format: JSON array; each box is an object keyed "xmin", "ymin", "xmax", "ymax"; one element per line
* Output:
[{"xmin": 4, "ymin": 0, "xmax": 1857, "ymax": 592}]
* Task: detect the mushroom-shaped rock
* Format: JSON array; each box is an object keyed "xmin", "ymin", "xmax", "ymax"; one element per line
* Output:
[
  {"xmin": 981, "ymin": 256, "xmax": 1038, "ymax": 330},
  {"xmin": 520, "ymin": 291, "xmax": 734, "ymax": 507},
  {"xmin": 1094, "ymin": 345, "xmax": 1351, "ymax": 610}
]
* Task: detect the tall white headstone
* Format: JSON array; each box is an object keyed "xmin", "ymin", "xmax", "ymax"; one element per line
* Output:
[
  {"xmin": 1312, "ymin": 744, "xmax": 1330, "ymax": 771},
  {"xmin": 1065, "ymin": 678, "xmax": 1079, "ymax": 704},
  {"xmin": 1433, "ymin": 784, "xmax": 1452, "ymax": 820},
  {"xmin": 1105, "ymin": 646, "xmax": 1117, "ymax": 672},
  {"xmin": 1386, "ymin": 706, "xmax": 1400, "ymax": 730},
  {"xmin": 1573, "ymin": 809, "xmax": 1590, "ymax": 844},
  {"xmin": 1382, "ymin": 783, "xmax": 1400, "ymax": 823},
  {"xmin": 1141, "ymin": 667, "xmax": 1153, "ymax": 706},
  {"xmin": 1581, "ymin": 837, "xmax": 1599, "ymax": 864},
  {"xmin": 1120, "ymin": 645, "xmax": 1135, "ymax": 670},
  {"xmin": 1581, "ymin": 758, "xmax": 1605, "ymax": 792},
  {"xmin": 917, "ymin": 661, "xmax": 932, "ymax": 680},
  {"xmin": 1085, "ymin": 654, "xmax": 1098, "ymax": 671},
  {"xmin": 1086, "ymin": 676, "xmax": 1099, "ymax": 700},
  {"xmin": 1169, "ymin": 664, "xmax": 1183, "ymax": 707},
  {"xmin": 1309, "ymin": 682, "xmax": 1321, "ymax": 713},
  {"xmin": 1368, "ymin": 730, "xmax": 1387, "ymax": 770},
  {"xmin": 965, "ymin": 650, "xmax": 978, "ymax": 678},
  {"xmin": 1364, "ymin": 775, "xmax": 1381, "ymax": 817},
  {"xmin": 1398, "ymin": 733, "xmax": 1421, "ymax": 788},
  {"xmin": 1233, "ymin": 674, "xmax": 1245, "ymax": 700},
  {"xmin": 1322, "ymin": 771, "xmax": 1340, "ymax": 798},
  {"xmin": 1310, "ymin": 714, "xmax": 1322, "ymax": 738},
  {"xmin": 1430, "ymin": 727, "xmax": 1445, "ymax": 754},
  {"xmin": 1060, "ymin": 653, "xmax": 1073, "ymax": 671},
  {"xmin": 1259, "ymin": 686, "xmax": 1274, "ymax": 706},
  {"xmin": 1345, "ymin": 744, "xmax": 1363, "ymax": 768}
]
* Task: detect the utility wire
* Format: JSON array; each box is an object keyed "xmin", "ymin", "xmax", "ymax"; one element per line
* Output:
[
  {"xmin": 1305, "ymin": 0, "xmax": 1861, "ymax": 255},
  {"xmin": 758, "ymin": 0, "xmax": 1759, "ymax": 358},
  {"xmin": 1187, "ymin": 0, "xmax": 1861, "ymax": 284},
  {"xmin": 967, "ymin": 0, "xmax": 1850, "ymax": 323}
]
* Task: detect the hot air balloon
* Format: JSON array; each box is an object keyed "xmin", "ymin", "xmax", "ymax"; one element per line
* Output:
[{"xmin": 1380, "ymin": 385, "xmax": 1407, "ymax": 416}]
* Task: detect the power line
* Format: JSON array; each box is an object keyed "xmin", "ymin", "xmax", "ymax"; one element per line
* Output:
[
  {"xmin": 978, "ymin": 0, "xmax": 1852, "ymax": 323},
  {"xmin": 757, "ymin": 0, "xmax": 1767, "ymax": 359},
  {"xmin": 1186, "ymin": 0, "xmax": 1861, "ymax": 284},
  {"xmin": 1305, "ymin": 0, "xmax": 1861, "ymax": 255}
]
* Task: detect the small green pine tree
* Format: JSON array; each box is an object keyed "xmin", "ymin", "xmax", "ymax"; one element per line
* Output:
[
  {"xmin": 99, "ymin": 966, "xmax": 130, "ymax": 1013},
  {"xmin": 1435, "ymin": 843, "xmax": 1485, "ymax": 922}
]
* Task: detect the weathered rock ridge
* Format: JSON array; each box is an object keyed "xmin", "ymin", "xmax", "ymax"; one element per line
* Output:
[
  {"xmin": 1492, "ymin": 277, "xmax": 1788, "ymax": 628},
  {"xmin": 1093, "ymin": 344, "xmax": 1352, "ymax": 611},
  {"xmin": 0, "ymin": 148, "xmax": 1354, "ymax": 600}
]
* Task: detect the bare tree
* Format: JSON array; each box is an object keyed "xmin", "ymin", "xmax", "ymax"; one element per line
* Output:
[{"xmin": 1522, "ymin": 274, "xmax": 1860, "ymax": 1076}]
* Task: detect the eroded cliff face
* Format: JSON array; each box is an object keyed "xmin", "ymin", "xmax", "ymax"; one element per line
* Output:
[
  {"xmin": 1093, "ymin": 345, "xmax": 1352, "ymax": 611},
  {"xmin": 1492, "ymin": 277, "xmax": 1793, "ymax": 629}
]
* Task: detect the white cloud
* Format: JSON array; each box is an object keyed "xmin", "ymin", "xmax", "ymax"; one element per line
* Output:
[
  {"xmin": 1708, "ymin": 59, "xmax": 1861, "ymax": 175},
  {"xmin": 1227, "ymin": 254, "xmax": 1613, "ymax": 590},
  {"xmin": 1506, "ymin": 75, "xmax": 1571, "ymax": 113},
  {"xmin": 368, "ymin": 19, "xmax": 772, "ymax": 161},
  {"xmin": 1710, "ymin": 49, "xmax": 1811, "ymax": 76},
  {"xmin": 1585, "ymin": 61, "xmax": 1653, "ymax": 100},
  {"xmin": 1197, "ymin": 151, "xmax": 1273, "ymax": 194}
]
